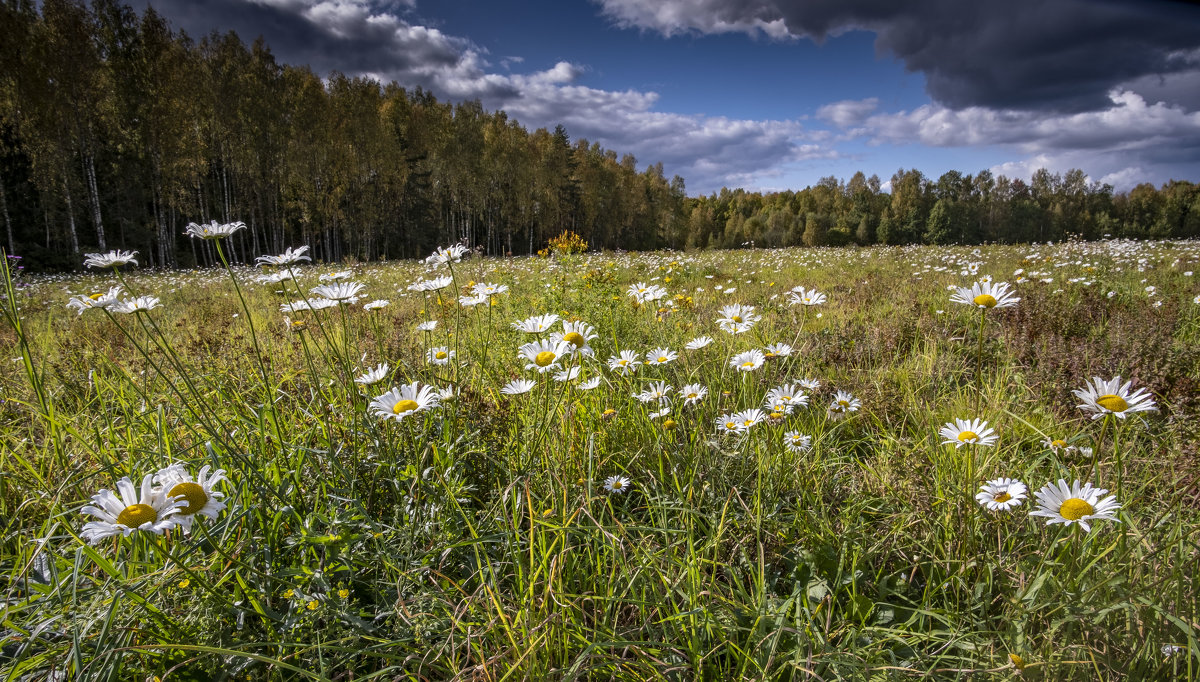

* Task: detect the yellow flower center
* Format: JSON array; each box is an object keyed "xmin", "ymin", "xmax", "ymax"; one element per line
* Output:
[
  {"xmin": 1051, "ymin": 439, "xmax": 1066, "ymax": 448},
  {"xmin": 957, "ymin": 431, "xmax": 979, "ymax": 442},
  {"xmin": 725, "ymin": 421, "xmax": 737, "ymax": 430},
  {"xmin": 993, "ymin": 492, "xmax": 1012, "ymax": 503},
  {"xmin": 769, "ymin": 412, "xmax": 784, "ymax": 420},
  {"xmin": 535, "ymin": 351, "xmax": 557, "ymax": 367},
  {"xmin": 168, "ymin": 482, "xmax": 208, "ymax": 515},
  {"xmin": 657, "ymin": 356, "xmax": 668, "ymax": 363},
  {"xmin": 663, "ymin": 419, "xmax": 677, "ymax": 430},
  {"xmin": 393, "ymin": 399, "xmax": 420, "ymax": 414},
  {"xmin": 837, "ymin": 400, "xmax": 849, "ymax": 407},
  {"xmin": 973, "ymin": 293, "xmax": 997, "ymax": 307},
  {"xmin": 782, "ymin": 396, "xmax": 791, "ymax": 401},
  {"xmin": 435, "ymin": 351, "xmax": 448, "ymax": 360},
  {"xmin": 618, "ymin": 359, "xmax": 629, "ymax": 366},
  {"xmin": 116, "ymin": 503, "xmax": 158, "ymax": 527},
  {"xmin": 742, "ymin": 361, "xmax": 754, "ymax": 368},
  {"xmin": 88, "ymin": 292, "xmax": 104, "ymax": 300},
  {"xmin": 1059, "ymin": 498, "xmax": 1094, "ymax": 521},
  {"xmin": 742, "ymin": 419, "xmax": 755, "ymax": 427},
  {"xmin": 563, "ymin": 332, "xmax": 585, "ymax": 347},
  {"xmin": 1009, "ymin": 654, "xmax": 1026, "ymax": 670},
  {"xmin": 1096, "ymin": 394, "xmax": 1129, "ymax": 412},
  {"xmin": 602, "ymin": 409, "xmax": 617, "ymax": 416},
  {"xmin": 731, "ymin": 315, "xmax": 743, "ymax": 323},
  {"xmin": 611, "ymin": 480, "xmax": 624, "ymax": 489},
  {"xmin": 687, "ymin": 393, "xmax": 698, "ymax": 399}
]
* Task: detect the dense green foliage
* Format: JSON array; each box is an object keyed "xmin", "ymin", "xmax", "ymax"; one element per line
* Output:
[
  {"xmin": 1, "ymin": 238, "xmax": 1199, "ymax": 679},
  {"xmin": 2, "ymin": 1, "xmax": 1200, "ymax": 272}
]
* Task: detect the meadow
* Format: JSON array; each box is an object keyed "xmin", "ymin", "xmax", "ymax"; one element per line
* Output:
[{"xmin": 2, "ymin": 231, "xmax": 1199, "ymax": 680}]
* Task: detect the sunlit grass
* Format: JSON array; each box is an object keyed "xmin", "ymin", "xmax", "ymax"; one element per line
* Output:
[{"xmin": 1, "ymin": 238, "xmax": 1199, "ymax": 680}]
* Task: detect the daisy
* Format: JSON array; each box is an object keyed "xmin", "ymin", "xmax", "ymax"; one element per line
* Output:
[
  {"xmin": 184, "ymin": 220, "xmax": 246, "ymax": 240},
  {"xmin": 408, "ymin": 276, "xmax": 452, "ymax": 292},
  {"xmin": 370, "ymin": 382, "xmax": 440, "ymax": 421},
  {"xmin": 645, "ymin": 348, "xmax": 678, "ymax": 366},
  {"xmin": 427, "ymin": 346, "xmax": 456, "ymax": 365},
  {"xmin": 416, "ymin": 320, "xmax": 438, "ymax": 332},
  {"xmin": 635, "ymin": 381, "xmax": 672, "ymax": 403},
  {"xmin": 519, "ymin": 340, "xmax": 570, "ymax": 373},
  {"xmin": 578, "ymin": 377, "xmax": 602, "ymax": 390},
  {"xmin": 729, "ymin": 349, "xmax": 765, "ymax": 372},
  {"xmin": 319, "ymin": 270, "xmax": 353, "ymax": 282},
  {"xmin": 716, "ymin": 413, "xmax": 746, "ymax": 435},
  {"xmin": 1073, "ymin": 376, "xmax": 1157, "ymax": 420},
  {"xmin": 950, "ymin": 280, "xmax": 1020, "ymax": 309},
  {"xmin": 111, "ymin": 296, "xmax": 162, "ymax": 314},
  {"xmin": 766, "ymin": 384, "xmax": 808, "ymax": 409},
  {"xmin": 786, "ymin": 287, "xmax": 826, "ymax": 306},
  {"xmin": 310, "ymin": 282, "xmax": 366, "ymax": 302},
  {"xmin": 1043, "ymin": 437, "xmax": 1070, "ymax": 453},
  {"xmin": 355, "ymin": 363, "xmax": 390, "ymax": 386},
  {"xmin": 939, "ymin": 418, "xmax": 999, "ymax": 448},
  {"xmin": 553, "ymin": 366, "xmax": 582, "ymax": 383},
  {"xmin": 679, "ymin": 384, "xmax": 708, "ymax": 406},
  {"xmin": 459, "ymin": 293, "xmax": 488, "ymax": 307},
  {"xmin": 363, "ymin": 299, "xmax": 390, "ymax": 311},
  {"xmin": 512, "ymin": 314, "xmax": 561, "ymax": 334},
  {"xmin": 472, "ymin": 282, "xmax": 509, "ymax": 297},
  {"xmin": 155, "ymin": 464, "xmax": 227, "ymax": 532},
  {"xmin": 425, "ymin": 244, "xmax": 470, "ymax": 265},
  {"xmin": 83, "ymin": 250, "xmax": 139, "ymax": 269},
  {"xmin": 763, "ymin": 343, "xmax": 794, "ymax": 359},
  {"xmin": 67, "ymin": 286, "xmax": 123, "ymax": 315},
  {"xmin": 81, "ymin": 474, "xmax": 184, "ymax": 544},
  {"xmin": 500, "ymin": 378, "xmax": 537, "ymax": 395},
  {"xmin": 255, "ymin": 246, "xmax": 310, "ymax": 267},
  {"xmin": 975, "ymin": 478, "xmax": 1027, "ymax": 512},
  {"xmin": 555, "ymin": 320, "xmax": 598, "ymax": 356},
  {"xmin": 685, "ymin": 336, "xmax": 713, "ymax": 350},
  {"xmin": 799, "ymin": 378, "xmax": 821, "ymax": 391},
  {"xmin": 607, "ymin": 350, "xmax": 642, "ymax": 375},
  {"xmin": 603, "ymin": 475, "xmax": 631, "ymax": 494},
  {"xmin": 716, "ymin": 304, "xmax": 760, "ymax": 334},
  {"xmin": 1028, "ymin": 479, "xmax": 1121, "ymax": 532},
  {"xmin": 732, "ymin": 408, "xmax": 766, "ymax": 430},
  {"xmin": 784, "ymin": 431, "xmax": 812, "ymax": 452},
  {"xmin": 628, "ymin": 282, "xmax": 667, "ymax": 303},
  {"xmin": 256, "ymin": 271, "xmax": 293, "ymax": 285},
  {"xmin": 828, "ymin": 390, "xmax": 861, "ymax": 418}
]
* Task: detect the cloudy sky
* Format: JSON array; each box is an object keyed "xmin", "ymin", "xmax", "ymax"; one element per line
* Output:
[{"xmin": 140, "ymin": 0, "xmax": 1200, "ymax": 195}]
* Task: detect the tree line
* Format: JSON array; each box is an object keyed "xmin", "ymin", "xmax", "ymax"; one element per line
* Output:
[{"xmin": 0, "ymin": 0, "xmax": 1197, "ymax": 271}]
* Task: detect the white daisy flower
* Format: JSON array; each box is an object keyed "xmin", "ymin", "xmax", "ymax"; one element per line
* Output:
[
  {"xmin": 1028, "ymin": 479, "xmax": 1120, "ymax": 532},
  {"xmin": 799, "ymin": 378, "xmax": 821, "ymax": 391},
  {"xmin": 679, "ymin": 384, "xmax": 708, "ymax": 406},
  {"xmin": 554, "ymin": 320, "xmax": 598, "ymax": 356},
  {"xmin": 519, "ymin": 340, "xmax": 569, "ymax": 373},
  {"xmin": 111, "ymin": 296, "xmax": 162, "ymax": 314},
  {"xmin": 732, "ymin": 408, "xmax": 766, "ymax": 430},
  {"xmin": 512, "ymin": 313, "xmax": 561, "ymax": 334},
  {"xmin": 154, "ymin": 464, "xmax": 228, "ymax": 532},
  {"xmin": 975, "ymin": 478, "xmax": 1027, "ymax": 512},
  {"xmin": 472, "ymin": 282, "xmax": 509, "ymax": 297},
  {"xmin": 81, "ymin": 474, "xmax": 184, "ymax": 544},
  {"xmin": 607, "ymin": 350, "xmax": 642, "ymax": 375},
  {"xmin": 578, "ymin": 377, "xmax": 601, "ymax": 390},
  {"xmin": 783, "ymin": 431, "xmax": 812, "ymax": 452},
  {"xmin": 828, "ymin": 390, "xmax": 861, "ymax": 417},
  {"xmin": 83, "ymin": 250, "xmax": 139, "ymax": 269},
  {"xmin": 184, "ymin": 220, "xmax": 246, "ymax": 240},
  {"xmin": 67, "ymin": 286, "xmax": 123, "ymax": 315},
  {"xmin": 1073, "ymin": 376, "xmax": 1157, "ymax": 420},
  {"xmin": 786, "ymin": 287, "xmax": 826, "ymax": 306},
  {"xmin": 950, "ymin": 280, "xmax": 1020, "ymax": 309},
  {"xmin": 319, "ymin": 270, "xmax": 353, "ymax": 282},
  {"xmin": 363, "ymin": 299, "xmax": 390, "ymax": 311},
  {"xmin": 255, "ymin": 246, "xmax": 310, "ymax": 267},
  {"xmin": 766, "ymin": 384, "xmax": 808, "ymax": 409},
  {"xmin": 627, "ymin": 282, "xmax": 667, "ymax": 303},
  {"xmin": 763, "ymin": 343, "xmax": 794, "ymax": 359},
  {"xmin": 554, "ymin": 366, "xmax": 581, "ymax": 382},
  {"xmin": 501, "ymin": 378, "xmax": 537, "ymax": 395},
  {"xmin": 424, "ymin": 244, "xmax": 469, "ymax": 265},
  {"xmin": 716, "ymin": 304, "xmax": 760, "ymax": 333},
  {"xmin": 685, "ymin": 336, "xmax": 713, "ymax": 350},
  {"xmin": 355, "ymin": 363, "xmax": 390, "ymax": 386},
  {"xmin": 635, "ymin": 381, "xmax": 672, "ymax": 403},
  {"xmin": 416, "ymin": 320, "xmax": 438, "ymax": 332},
  {"xmin": 939, "ymin": 418, "xmax": 999, "ymax": 448},
  {"xmin": 310, "ymin": 281, "xmax": 366, "ymax": 302},
  {"xmin": 729, "ymin": 349, "xmax": 765, "ymax": 372},
  {"xmin": 716, "ymin": 413, "xmax": 746, "ymax": 435},
  {"xmin": 370, "ymin": 382, "xmax": 440, "ymax": 421},
  {"xmin": 603, "ymin": 475, "xmax": 631, "ymax": 494},
  {"xmin": 427, "ymin": 346, "xmax": 456, "ymax": 365},
  {"xmin": 645, "ymin": 348, "xmax": 678, "ymax": 366},
  {"xmin": 407, "ymin": 276, "xmax": 452, "ymax": 292}
]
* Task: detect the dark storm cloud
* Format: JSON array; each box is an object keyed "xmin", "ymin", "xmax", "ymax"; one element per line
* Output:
[
  {"xmin": 140, "ymin": 0, "xmax": 520, "ymax": 99},
  {"xmin": 596, "ymin": 0, "xmax": 1200, "ymax": 112}
]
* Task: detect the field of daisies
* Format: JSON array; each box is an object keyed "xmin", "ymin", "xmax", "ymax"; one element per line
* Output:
[{"xmin": 2, "ymin": 226, "xmax": 1200, "ymax": 680}]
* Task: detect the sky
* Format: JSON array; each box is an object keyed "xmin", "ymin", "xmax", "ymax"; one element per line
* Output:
[{"xmin": 138, "ymin": 0, "xmax": 1200, "ymax": 195}]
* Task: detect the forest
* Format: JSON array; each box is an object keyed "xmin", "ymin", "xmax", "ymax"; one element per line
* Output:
[{"xmin": 1, "ymin": 0, "xmax": 1198, "ymax": 271}]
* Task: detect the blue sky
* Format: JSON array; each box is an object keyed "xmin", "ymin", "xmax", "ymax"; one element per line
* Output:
[{"xmin": 143, "ymin": 0, "xmax": 1200, "ymax": 195}]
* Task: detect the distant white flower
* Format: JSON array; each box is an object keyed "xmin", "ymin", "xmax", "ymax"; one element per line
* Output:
[
  {"xmin": 783, "ymin": 431, "xmax": 812, "ymax": 452},
  {"xmin": 83, "ymin": 250, "xmax": 138, "ymax": 269},
  {"xmin": 763, "ymin": 343, "xmax": 793, "ymax": 359},
  {"xmin": 112, "ymin": 296, "xmax": 161, "ymax": 314},
  {"xmin": 729, "ymin": 349, "xmax": 765, "ymax": 372},
  {"xmin": 635, "ymin": 381, "xmax": 672, "ymax": 403},
  {"xmin": 577, "ymin": 376, "xmax": 601, "ymax": 390},
  {"xmin": 975, "ymin": 478, "xmax": 1027, "ymax": 512},
  {"xmin": 255, "ymin": 246, "xmax": 310, "ymax": 267},
  {"xmin": 184, "ymin": 220, "xmax": 246, "ymax": 240},
  {"xmin": 828, "ymin": 390, "xmax": 860, "ymax": 417},
  {"xmin": 512, "ymin": 313, "xmax": 560, "ymax": 334},
  {"xmin": 363, "ymin": 299, "xmax": 390, "ymax": 311},
  {"xmin": 310, "ymin": 282, "xmax": 365, "ymax": 302},
  {"xmin": 679, "ymin": 383, "xmax": 708, "ymax": 406},
  {"xmin": 603, "ymin": 475, "xmax": 631, "ymax": 494},
  {"xmin": 416, "ymin": 320, "xmax": 438, "ymax": 332},
  {"xmin": 685, "ymin": 336, "xmax": 713, "ymax": 350},
  {"xmin": 786, "ymin": 287, "xmax": 826, "ymax": 306},
  {"xmin": 319, "ymin": 270, "xmax": 353, "ymax": 282},
  {"xmin": 427, "ymin": 346, "xmax": 455, "ymax": 365},
  {"xmin": 424, "ymin": 244, "xmax": 470, "ymax": 265},
  {"xmin": 408, "ymin": 276, "xmax": 452, "ymax": 292},
  {"xmin": 939, "ymin": 418, "xmax": 999, "ymax": 448},
  {"xmin": 607, "ymin": 350, "xmax": 642, "ymax": 375},
  {"xmin": 645, "ymin": 348, "xmax": 678, "ymax": 366},
  {"xmin": 355, "ymin": 363, "xmax": 390, "ymax": 386},
  {"xmin": 472, "ymin": 282, "xmax": 509, "ymax": 297},
  {"xmin": 370, "ymin": 382, "xmax": 440, "ymax": 421},
  {"xmin": 501, "ymin": 378, "xmax": 537, "ymax": 395},
  {"xmin": 950, "ymin": 280, "xmax": 1019, "ymax": 309},
  {"xmin": 554, "ymin": 366, "xmax": 582, "ymax": 382}
]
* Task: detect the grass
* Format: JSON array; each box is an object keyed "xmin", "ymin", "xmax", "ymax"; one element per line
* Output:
[{"xmin": 1, "ymin": 238, "xmax": 1199, "ymax": 680}]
